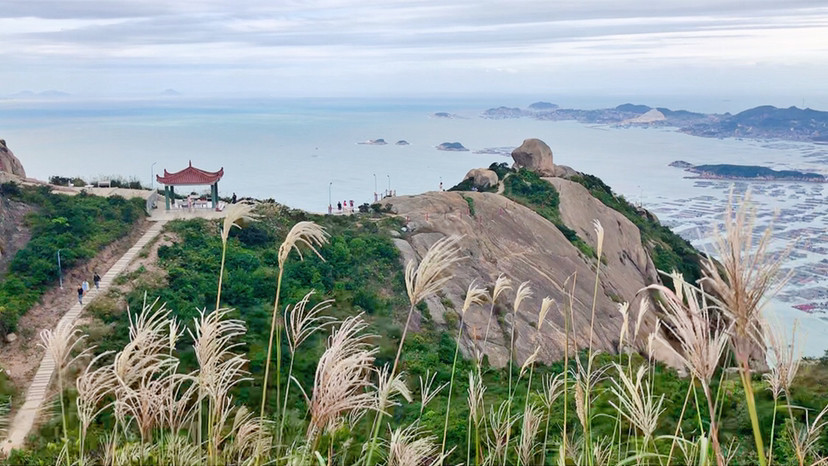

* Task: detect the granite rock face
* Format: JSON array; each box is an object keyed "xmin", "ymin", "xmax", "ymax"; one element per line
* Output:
[
  {"xmin": 511, "ymin": 138, "xmax": 555, "ymax": 176},
  {"xmin": 387, "ymin": 189, "xmax": 679, "ymax": 368},
  {"xmin": 463, "ymin": 168, "xmax": 499, "ymax": 188},
  {"xmin": 0, "ymin": 140, "xmax": 25, "ymax": 178}
]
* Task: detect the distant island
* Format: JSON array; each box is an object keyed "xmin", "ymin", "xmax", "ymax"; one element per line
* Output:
[
  {"xmin": 670, "ymin": 161, "xmax": 826, "ymax": 182},
  {"xmin": 358, "ymin": 139, "xmax": 387, "ymax": 145},
  {"xmin": 436, "ymin": 142, "xmax": 468, "ymax": 151},
  {"xmin": 395, "ymin": 140, "xmax": 409, "ymax": 146},
  {"xmin": 432, "ymin": 112, "xmax": 459, "ymax": 119},
  {"xmin": 482, "ymin": 102, "xmax": 828, "ymax": 143}
]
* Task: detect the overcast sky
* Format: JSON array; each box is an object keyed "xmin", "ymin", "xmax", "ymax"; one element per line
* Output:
[{"xmin": 1, "ymin": 0, "xmax": 827, "ymax": 101}]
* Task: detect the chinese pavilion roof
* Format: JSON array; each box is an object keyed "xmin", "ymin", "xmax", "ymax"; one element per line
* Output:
[{"xmin": 156, "ymin": 161, "xmax": 224, "ymax": 185}]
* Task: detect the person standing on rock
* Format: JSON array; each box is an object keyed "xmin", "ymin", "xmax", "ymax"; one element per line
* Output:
[
  {"xmin": 231, "ymin": 193, "xmax": 237, "ymax": 204},
  {"xmin": 77, "ymin": 285, "xmax": 84, "ymax": 305},
  {"xmin": 93, "ymin": 272, "xmax": 101, "ymax": 289}
]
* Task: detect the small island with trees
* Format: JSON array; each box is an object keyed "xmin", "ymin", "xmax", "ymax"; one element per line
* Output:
[{"xmin": 670, "ymin": 160, "xmax": 826, "ymax": 182}]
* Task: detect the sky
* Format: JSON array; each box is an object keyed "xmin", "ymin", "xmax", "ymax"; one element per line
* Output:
[{"xmin": 1, "ymin": 0, "xmax": 827, "ymax": 102}]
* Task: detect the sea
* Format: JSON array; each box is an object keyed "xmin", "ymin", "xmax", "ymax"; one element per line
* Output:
[{"xmin": 2, "ymin": 95, "xmax": 827, "ymax": 355}]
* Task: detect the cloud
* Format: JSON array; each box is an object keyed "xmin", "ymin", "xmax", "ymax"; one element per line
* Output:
[{"xmin": 1, "ymin": 0, "xmax": 826, "ymax": 97}]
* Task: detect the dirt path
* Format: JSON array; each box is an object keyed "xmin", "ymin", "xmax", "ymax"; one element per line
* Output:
[{"xmin": 0, "ymin": 220, "xmax": 167, "ymax": 455}]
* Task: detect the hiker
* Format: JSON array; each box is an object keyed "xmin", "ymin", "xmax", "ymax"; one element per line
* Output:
[
  {"xmin": 77, "ymin": 285, "xmax": 84, "ymax": 305},
  {"xmin": 231, "ymin": 193, "xmax": 237, "ymax": 204},
  {"xmin": 93, "ymin": 272, "xmax": 101, "ymax": 289},
  {"xmin": 337, "ymin": 201, "xmax": 342, "ymax": 211},
  {"xmin": 82, "ymin": 279, "xmax": 89, "ymax": 293}
]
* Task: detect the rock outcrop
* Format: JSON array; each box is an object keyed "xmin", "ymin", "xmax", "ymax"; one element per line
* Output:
[
  {"xmin": 511, "ymin": 138, "xmax": 555, "ymax": 176},
  {"xmin": 387, "ymin": 190, "xmax": 675, "ymax": 368},
  {"xmin": 0, "ymin": 140, "xmax": 26, "ymax": 178},
  {"xmin": 463, "ymin": 168, "xmax": 499, "ymax": 189}
]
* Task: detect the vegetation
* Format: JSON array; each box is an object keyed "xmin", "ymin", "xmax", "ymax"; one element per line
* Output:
[
  {"xmin": 0, "ymin": 183, "xmax": 146, "ymax": 333},
  {"xmin": 502, "ymin": 168, "xmax": 597, "ymax": 258},
  {"xmin": 6, "ymin": 189, "xmax": 828, "ymax": 466}
]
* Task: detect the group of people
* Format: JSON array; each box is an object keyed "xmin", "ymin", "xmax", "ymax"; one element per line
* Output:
[{"xmin": 76, "ymin": 272, "xmax": 101, "ymax": 305}]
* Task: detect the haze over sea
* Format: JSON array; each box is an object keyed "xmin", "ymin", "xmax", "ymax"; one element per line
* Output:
[{"xmin": 2, "ymin": 95, "xmax": 827, "ymax": 354}]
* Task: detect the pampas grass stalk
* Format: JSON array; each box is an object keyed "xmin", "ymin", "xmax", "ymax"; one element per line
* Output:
[
  {"xmin": 279, "ymin": 290, "xmax": 334, "ymax": 448},
  {"xmin": 480, "ymin": 274, "xmax": 513, "ymax": 366},
  {"xmin": 306, "ymin": 314, "xmax": 377, "ymax": 451},
  {"xmin": 703, "ymin": 191, "xmax": 791, "ymax": 466},
  {"xmin": 584, "ymin": 219, "xmax": 605, "ymax": 466},
  {"xmin": 259, "ymin": 221, "xmax": 328, "ymax": 456},
  {"xmin": 441, "ymin": 280, "xmax": 488, "ymax": 457},
  {"xmin": 503, "ymin": 281, "xmax": 532, "ymax": 466},
  {"xmin": 365, "ymin": 235, "xmax": 462, "ymax": 466},
  {"xmin": 216, "ymin": 201, "xmax": 258, "ymax": 309},
  {"xmin": 76, "ymin": 352, "xmax": 116, "ymax": 465},
  {"xmin": 39, "ymin": 320, "xmax": 90, "ymax": 466}
]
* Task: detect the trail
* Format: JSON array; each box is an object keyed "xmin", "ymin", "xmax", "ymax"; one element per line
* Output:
[{"xmin": 0, "ymin": 220, "xmax": 168, "ymax": 454}]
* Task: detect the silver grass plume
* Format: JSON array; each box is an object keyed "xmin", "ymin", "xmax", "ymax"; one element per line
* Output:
[
  {"xmin": 517, "ymin": 403, "xmax": 543, "ymax": 465},
  {"xmin": 404, "ymin": 235, "xmax": 464, "ymax": 306},
  {"xmin": 608, "ymin": 364, "xmax": 665, "ymax": 442},
  {"xmin": 418, "ymin": 370, "xmax": 448, "ymax": 415},
  {"xmin": 285, "ymin": 290, "xmax": 335, "ymax": 353},
  {"xmin": 220, "ymin": 200, "xmax": 258, "ymax": 244},
  {"xmin": 307, "ymin": 314, "xmax": 378, "ymax": 443},
  {"xmin": 387, "ymin": 422, "xmax": 452, "ymax": 466},
  {"xmin": 278, "ymin": 221, "xmax": 329, "ymax": 269}
]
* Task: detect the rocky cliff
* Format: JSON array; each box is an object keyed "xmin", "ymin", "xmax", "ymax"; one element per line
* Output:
[
  {"xmin": 0, "ymin": 140, "xmax": 26, "ymax": 179},
  {"xmin": 387, "ymin": 187, "xmax": 673, "ymax": 368}
]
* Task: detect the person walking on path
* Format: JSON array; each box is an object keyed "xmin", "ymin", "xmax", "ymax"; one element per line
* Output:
[
  {"xmin": 93, "ymin": 273, "xmax": 101, "ymax": 289},
  {"xmin": 82, "ymin": 280, "xmax": 89, "ymax": 293},
  {"xmin": 77, "ymin": 285, "xmax": 84, "ymax": 305},
  {"xmin": 231, "ymin": 193, "xmax": 237, "ymax": 204}
]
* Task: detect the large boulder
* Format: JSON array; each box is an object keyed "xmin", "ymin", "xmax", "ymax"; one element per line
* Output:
[
  {"xmin": 511, "ymin": 138, "xmax": 554, "ymax": 176},
  {"xmin": 0, "ymin": 140, "xmax": 26, "ymax": 178},
  {"xmin": 463, "ymin": 168, "xmax": 499, "ymax": 188}
]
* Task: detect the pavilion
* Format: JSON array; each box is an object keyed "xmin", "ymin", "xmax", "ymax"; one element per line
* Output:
[{"xmin": 156, "ymin": 161, "xmax": 224, "ymax": 210}]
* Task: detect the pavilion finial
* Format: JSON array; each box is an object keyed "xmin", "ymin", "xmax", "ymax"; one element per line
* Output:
[{"xmin": 189, "ymin": 160, "xmax": 192, "ymax": 167}]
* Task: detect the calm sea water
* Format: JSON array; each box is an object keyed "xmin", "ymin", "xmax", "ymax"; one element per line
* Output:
[{"xmin": 2, "ymin": 96, "xmax": 827, "ymax": 354}]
